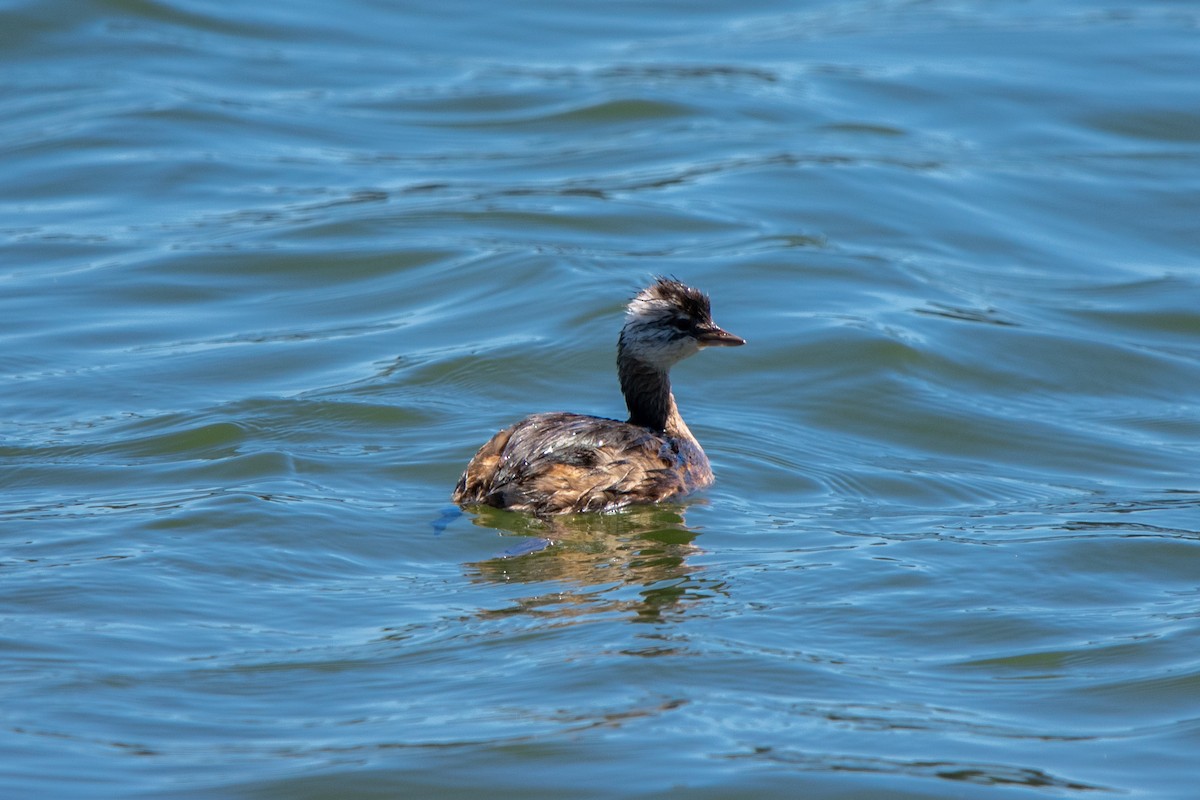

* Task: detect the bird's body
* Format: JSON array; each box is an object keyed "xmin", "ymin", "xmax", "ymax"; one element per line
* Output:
[
  {"xmin": 453, "ymin": 410, "xmax": 711, "ymax": 515},
  {"xmin": 452, "ymin": 278, "xmax": 743, "ymax": 515}
]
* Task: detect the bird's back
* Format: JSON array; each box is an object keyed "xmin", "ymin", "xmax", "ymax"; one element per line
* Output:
[{"xmin": 452, "ymin": 412, "xmax": 712, "ymax": 514}]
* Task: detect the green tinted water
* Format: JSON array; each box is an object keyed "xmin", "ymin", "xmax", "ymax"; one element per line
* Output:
[{"xmin": 3, "ymin": 1, "xmax": 1199, "ymax": 798}]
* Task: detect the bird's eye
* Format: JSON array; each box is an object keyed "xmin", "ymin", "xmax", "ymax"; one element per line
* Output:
[{"xmin": 670, "ymin": 318, "xmax": 691, "ymax": 331}]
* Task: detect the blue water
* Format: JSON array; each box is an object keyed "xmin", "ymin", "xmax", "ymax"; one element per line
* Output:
[{"xmin": 4, "ymin": 1, "xmax": 1200, "ymax": 797}]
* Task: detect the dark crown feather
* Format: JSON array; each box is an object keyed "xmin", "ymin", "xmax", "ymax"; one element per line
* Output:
[{"xmin": 629, "ymin": 276, "xmax": 712, "ymax": 322}]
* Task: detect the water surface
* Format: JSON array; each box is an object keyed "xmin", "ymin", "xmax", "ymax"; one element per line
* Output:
[{"xmin": 3, "ymin": 1, "xmax": 1200, "ymax": 797}]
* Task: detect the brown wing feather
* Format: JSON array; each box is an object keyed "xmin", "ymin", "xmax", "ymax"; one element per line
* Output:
[
  {"xmin": 451, "ymin": 412, "xmax": 696, "ymax": 514},
  {"xmin": 451, "ymin": 425, "xmax": 515, "ymax": 506}
]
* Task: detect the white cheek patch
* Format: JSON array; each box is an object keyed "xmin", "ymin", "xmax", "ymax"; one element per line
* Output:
[
  {"xmin": 658, "ymin": 337, "xmax": 700, "ymax": 364},
  {"xmin": 623, "ymin": 319, "xmax": 699, "ymax": 367}
]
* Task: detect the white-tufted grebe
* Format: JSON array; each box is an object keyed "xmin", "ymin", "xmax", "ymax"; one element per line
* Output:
[{"xmin": 452, "ymin": 277, "xmax": 744, "ymax": 515}]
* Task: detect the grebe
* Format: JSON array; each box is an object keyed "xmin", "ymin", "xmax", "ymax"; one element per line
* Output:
[{"xmin": 453, "ymin": 277, "xmax": 744, "ymax": 515}]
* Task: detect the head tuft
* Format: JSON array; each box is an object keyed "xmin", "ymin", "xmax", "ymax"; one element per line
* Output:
[{"xmin": 626, "ymin": 276, "xmax": 712, "ymax": 325}]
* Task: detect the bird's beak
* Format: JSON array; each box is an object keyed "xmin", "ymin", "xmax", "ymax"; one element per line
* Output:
[{"xmin": 696, "ymin": 324, "xmax": 746, "ymax": 347}]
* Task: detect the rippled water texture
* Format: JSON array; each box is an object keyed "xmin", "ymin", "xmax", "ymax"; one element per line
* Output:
[{"xmin": 3, "ymin": 1, "xmax": 1200, "ymax": 798}]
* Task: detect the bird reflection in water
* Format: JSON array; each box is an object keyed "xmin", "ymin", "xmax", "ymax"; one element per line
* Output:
[{"xmin": 462, "ymin": 504, "xmax": 726, "ymax": 623}]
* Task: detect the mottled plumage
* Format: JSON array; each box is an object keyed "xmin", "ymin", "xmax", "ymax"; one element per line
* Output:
[{"xmin": 453, "ymin": 278, "xmax": 744, "ymax": 515}]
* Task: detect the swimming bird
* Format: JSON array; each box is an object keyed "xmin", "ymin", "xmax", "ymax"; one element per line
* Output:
[{"xmin": 452, "ymin": 277, "xmax": 744, "ymax": 514}]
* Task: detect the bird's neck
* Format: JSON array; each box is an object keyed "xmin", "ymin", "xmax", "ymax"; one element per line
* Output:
[{"xmin": 618, "ymin": 354, "xmax": 691, "ymax": 438}]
